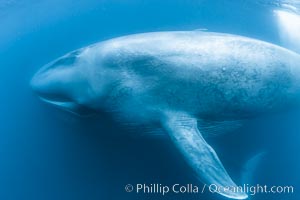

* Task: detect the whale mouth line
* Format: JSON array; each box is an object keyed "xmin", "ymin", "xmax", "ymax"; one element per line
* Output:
[
  {"xmin": 39, "ymin": 97, "xmax": 79, "ymax": 113},
  {"xmin": 39, "ymin": 97, "xmax": 95, "ymax": 116},
  {"xmin": 40, "ymin": 97, "xmax": 74, "ymax": 106}
]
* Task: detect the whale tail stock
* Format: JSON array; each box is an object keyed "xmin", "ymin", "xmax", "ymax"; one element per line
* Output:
[{"xmin": 162, "ymin": 111, "xmax": 248, "ymax": 200}]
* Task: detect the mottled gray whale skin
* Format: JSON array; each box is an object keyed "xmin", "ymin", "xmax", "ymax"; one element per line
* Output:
[{"xmin": 31, "ymin": 31, "xmax": 300, "ymax": 199}]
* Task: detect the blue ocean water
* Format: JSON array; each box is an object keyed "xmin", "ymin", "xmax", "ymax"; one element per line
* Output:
[{"xmin": 0, "ymin": 0, "xmax": 299, "ymax": 200}]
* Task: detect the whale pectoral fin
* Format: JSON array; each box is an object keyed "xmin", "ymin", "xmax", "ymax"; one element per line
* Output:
[{"xmin": 163, "ymin": 113, "xmax": 248, "ymax": 199}]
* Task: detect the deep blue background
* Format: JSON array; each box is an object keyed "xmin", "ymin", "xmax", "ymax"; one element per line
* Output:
[{"xmin": 0, "ymin": 0, "xmax": 299, "ymax": 199}]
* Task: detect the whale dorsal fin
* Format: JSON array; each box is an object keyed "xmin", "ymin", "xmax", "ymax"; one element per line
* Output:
[{"xmin": 163, "ymin": 112, "xmax": 248, "ymax": 199}]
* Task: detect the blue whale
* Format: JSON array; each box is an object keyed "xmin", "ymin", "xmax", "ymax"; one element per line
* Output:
[{"xmin": 31, "ymin": 31, "xmax": 300, "ymax": 199}]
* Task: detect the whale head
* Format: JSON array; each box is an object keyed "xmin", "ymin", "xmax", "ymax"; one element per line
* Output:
[{"xmin": 30, "ymin": 47, "xmax": 109, "ymax": 116}]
